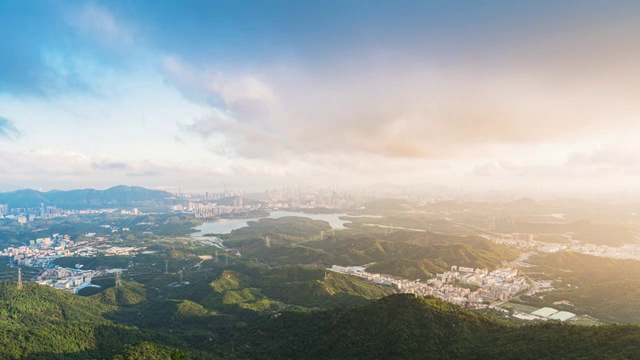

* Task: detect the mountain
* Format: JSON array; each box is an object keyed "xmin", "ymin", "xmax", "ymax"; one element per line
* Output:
[
  {"xmin": 3, "ymin": 278, "xmax": 640, "ymax": 358},
  {"xmin": 0, "ymin": 185, "xmax": 174, "ymax": 209}
]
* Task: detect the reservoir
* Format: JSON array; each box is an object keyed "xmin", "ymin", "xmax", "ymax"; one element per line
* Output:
[{"xmin": 191, "ymin": 211, "xmax": 359, "ymax": 237}]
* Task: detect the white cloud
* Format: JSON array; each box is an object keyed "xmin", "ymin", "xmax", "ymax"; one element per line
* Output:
[
  {"xmin": 65, "ymin": 2, "xmax": 135, "ymax": 47},
  {"xmin": 168, "ymin": 57, "xmax": 640, "ymax": 166}
]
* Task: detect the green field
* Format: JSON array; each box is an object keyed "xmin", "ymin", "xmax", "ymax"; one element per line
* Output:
[{"xmin": 500, "ymin": 302, "xmax": 539, "ymax": 314}]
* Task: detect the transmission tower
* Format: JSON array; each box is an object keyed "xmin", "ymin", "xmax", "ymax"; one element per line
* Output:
[
  {"xmin": 179, "ymin": 270, "xmax": 184, "ymax": 284},
  {"xmin": 225, "ymin": 254, "xmax": 229, "ymax": 266},
  {"xmin": 17, "ymin": 268, "xmax": 22, "ymax": 291},
  {"xmin": 215, "ymin": 250, "xmax": 219, "ymax": 262},
  {"xmin": 264, "ymin": 236, "xmax": 270, "ymax": 247},
  {"xmin": 115, "ymin": 270, "xmax": 122, "ymax": 288},
  {"xmin": 320, "ymin": 231, "xmax": 324, "ymax": 241},
  {"xmin": 165, "ymin": 260, "xmax": 169, "ymax": 274}
]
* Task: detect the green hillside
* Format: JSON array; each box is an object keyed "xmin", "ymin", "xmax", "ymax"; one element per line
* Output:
[
  {"xmin": 0, "ymin": 282, "xmax": 195, "ymax": 359},
  {"xmin": 3, "ymin": 279, "xmax": 640, "ymax": 359},
  {"xmin": 524, "ymin": 252, "xmax": 640, "ymax": 323},
  {"xmin": 240, "ymin": 294, "xmax": 640, "ymax": 359},
  {"xmin": 0, "ymin": 281, "xmax": 115, "ymax": 327},
  {"xmin": 225, "ymin": 218, "xmax": 516, "ymax": 279},
  {"xmin": 93, "ymin": 281, "xmax": 148, "ymax": 306}
]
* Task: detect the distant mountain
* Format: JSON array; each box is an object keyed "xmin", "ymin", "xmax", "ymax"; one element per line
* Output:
[{"xmin": 0, "ymin": 185, "xmax": 174, "ymax": 209}]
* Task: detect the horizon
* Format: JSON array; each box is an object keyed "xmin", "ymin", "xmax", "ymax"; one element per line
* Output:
[
  {"xmin": 1, "ymin": 1, "xmax": 640, "ymax": 193},
  {"xmin": 2, "ymin": 183, "xmax": 640, "ymax": 204}
]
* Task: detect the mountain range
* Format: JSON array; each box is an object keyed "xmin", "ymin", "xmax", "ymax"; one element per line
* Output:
[{"xmin": 0, "ymin": 185, "xmax": 175, "ymax": 210}]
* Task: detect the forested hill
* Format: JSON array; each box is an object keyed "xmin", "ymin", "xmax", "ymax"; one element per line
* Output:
[
  {"xmin": 0, "ymin": 185, "xmax": 174, "ymax": 209},
  {"xmin": 1, "ymin": 282, "xmax": 640, "ymax": 359},
  {"xmin": 241, "ymin": 294, "xmax": 640, "ymax": 359}
]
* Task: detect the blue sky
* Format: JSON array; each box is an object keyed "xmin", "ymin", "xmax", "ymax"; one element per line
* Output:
[{"xmin": 1, "ymin": 1, "xmax": 640, "ymax": 193}]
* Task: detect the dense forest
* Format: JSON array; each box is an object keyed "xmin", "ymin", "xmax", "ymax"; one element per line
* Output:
[{"xmin": 1, "ymin": 282, "xmax": 640, "ymax": 359}]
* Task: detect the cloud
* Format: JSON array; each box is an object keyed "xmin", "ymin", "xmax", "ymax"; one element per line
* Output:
[
  {"xmin": 0, "ymin": 117, "xmax": 20, "ymax": 139},
  {"xmin": 0, "ymin": 1, "xmax": 136, "ymax": 97},
  {"xmin": 566, "ymin": 144, "xmax": 640, "ymax": 176},
  {"xmin": 158, "ymin": 4, "xmax": 640, "ymax": 168},
  {"xmin": 470, "ymin": 141, "xmax": 640, "ymax": 183},
  {"xmin": 169, "ymin": 54, "xmax": 640, "ymax": 166},
  {"xmin": 0, "ymin": 148, "xmax": 282, "ymax": 190},
  {"xmin": 473, "ymin": 163, "xmax": 501, "ymax": 177},
  {"xmin": 64, "ymin": 2, "xmax": 135, "ymax": 48},
  {"xmin": 92, "ymin": 160, "xmax": 129, "ymax": 171}
]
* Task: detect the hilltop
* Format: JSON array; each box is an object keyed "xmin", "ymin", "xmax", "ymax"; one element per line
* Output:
[
  {"xmin": 0, "ymin": 282, "xmax": 193, "ymax": 359},
  {"xmin": 241, "ymin": 294, "xmax": 640, "ymax": 359}
]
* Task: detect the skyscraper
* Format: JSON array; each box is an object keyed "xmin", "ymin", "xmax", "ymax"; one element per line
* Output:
[{"xmin": 0, "ymin": 204, "xmax": 8, "ymax": 217}]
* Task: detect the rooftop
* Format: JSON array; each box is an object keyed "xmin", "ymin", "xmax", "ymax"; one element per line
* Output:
[
  {"xmin": 531, "ymin": 307, "xmax": 559, "ymax": 318},
  {"xmin": 548, "ymin": 311, "xmax": 576, "ymax": 322}
]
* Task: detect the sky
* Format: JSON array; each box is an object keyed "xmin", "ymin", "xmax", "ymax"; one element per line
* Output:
[{"xmin": 1, "ymin": 0, "xmax": 640, "ymax": 193}]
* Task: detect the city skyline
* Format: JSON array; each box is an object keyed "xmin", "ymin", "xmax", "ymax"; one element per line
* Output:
[{"xmin": 1, "ymin": 1, "xmax": 640, "ymax": 193}]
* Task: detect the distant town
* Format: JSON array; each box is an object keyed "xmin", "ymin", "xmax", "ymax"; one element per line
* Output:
[
  {"xmin": 0, "ymin": 232, "xmax": 148, "ymax": 293},
  {"xmin": 330, "ymin": 264, "xmax": 577, "ymax": 323}
]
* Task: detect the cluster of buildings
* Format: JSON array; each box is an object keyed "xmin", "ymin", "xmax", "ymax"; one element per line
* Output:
[
  {"xmin": 0, "ymin": 233, "xmax": 140, "ymax": 293},
  {"xmin": 489, "ymin": 232, "xmax": 640, "ymax": 261},
  {"xmin": 173, "ymin": 196, "xmax": 259, "ymax": 218},
  {"xmin": 1, "ymin": 234, "xmax": 74, "ymax": 267},
  {"xmin": 263, "ymin": 188, "xmax": 354, "ymax": 209},
  {"xmin": 1, "ymin": 203, "xmax": 64, "ymax": 222},
  {"xmin": 329, "ymin": 264, "xmax": 528, "ymax": 309},
  {"xmin": 1, "ymin": 203, "xmax": 120, "ymax": 223},
  {"xmin": 434, "ymin": 266, "xmax": 527, "ymax": 303},
  {"xmin": 176, "ymin": 186, "xmax": 358, "ymax": 212},
  {"xmin": 171, "ymin": 185, "xmax": 576, "ymax": 213},
  {"xmin": 569, "ymin": 243, "xmax": 640, "ymax": 261},
  {"xmin": 34, "ymin": 267, "xmax": 96, "ymax": 293}
]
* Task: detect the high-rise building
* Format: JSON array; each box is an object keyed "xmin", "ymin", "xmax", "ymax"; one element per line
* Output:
[
  {"xmin": 0, "ymin": 204, "xmax": 8, "ymax": 217},
  {"xmin": 233, "ymin": 195, "xmax": 243, "ymax": 208}
]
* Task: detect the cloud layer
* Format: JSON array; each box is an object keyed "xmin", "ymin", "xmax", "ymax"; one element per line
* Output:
[{"xmin": 170, "ymin": 53, "xmax": 640, "ymax": 164}]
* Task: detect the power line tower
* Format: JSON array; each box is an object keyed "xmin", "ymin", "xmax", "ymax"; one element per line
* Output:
[
  {"xmin": 225, "ymin": 254, "xmax": 229, "ymax": 266},
  {"xmin": 17, "ymin": 268, "xmax": 22, "ymax": 291},
  {"xmin": 179, "ymin": 270, "xmax": 184, "ymax": 284},
  {"xmin": 264, "ymin": 235, "xmax": 270, "ymax": 247},
  {"xmin": 115, "ymin": 270, "xmax": 122, "ymax": 288},
  {"xmin": 165, "ymin": 260, "xmax": 169, "ymax": 274},
  {"xmin": 215, "ymin": 250, "xmax": 219, "ymax": 262},
  {"xmin": 320, "ymin": 231, "xmax": 324, "ymax": 241}
]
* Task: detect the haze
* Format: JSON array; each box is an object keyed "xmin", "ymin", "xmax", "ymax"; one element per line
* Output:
[{"xmin": 1, "ymin": 1, "xmax": 639, "ymax": 194}]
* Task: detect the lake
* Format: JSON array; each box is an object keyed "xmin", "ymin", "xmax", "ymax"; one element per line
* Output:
[{"xmin": 191, "ymin": 211, "xmax": 362, "ymax": 237}]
